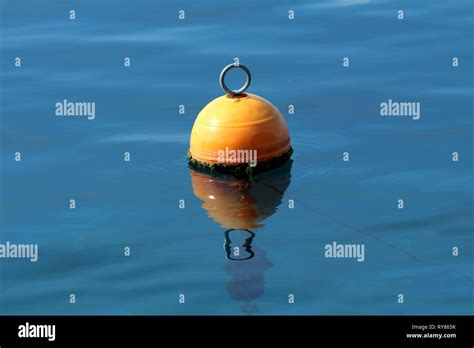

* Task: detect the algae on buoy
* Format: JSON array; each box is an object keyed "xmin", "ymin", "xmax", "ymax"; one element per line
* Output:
[{"xmin": 188, "ymin": 63, "xmax": 292, "ymax": 176}]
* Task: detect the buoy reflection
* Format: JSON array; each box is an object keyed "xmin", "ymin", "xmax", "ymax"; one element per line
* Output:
[
  {"xmin": 189, "ymin": 162, "xmax": 292, "ymax": 230},
  {"xmin": 189, "ymin": 163, "xmax": 291, "ymax": 313}
]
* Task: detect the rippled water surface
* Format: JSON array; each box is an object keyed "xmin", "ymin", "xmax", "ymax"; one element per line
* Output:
[{"xmin": 0, "ymin": 0, "xmax": 473, "ymax": 314}]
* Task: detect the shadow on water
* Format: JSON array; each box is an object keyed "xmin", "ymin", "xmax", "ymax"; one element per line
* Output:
[{"xmin": 189, "ymin": 162, "xmax": 292, "ymax": 313}]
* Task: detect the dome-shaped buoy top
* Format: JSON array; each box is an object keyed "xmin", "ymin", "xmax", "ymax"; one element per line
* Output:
[{"xmin": 188, "ymin": 63, "xmax": 292, "ymax": 176}]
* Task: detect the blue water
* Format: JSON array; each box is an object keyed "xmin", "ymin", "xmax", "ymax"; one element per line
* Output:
[{"xmin": 0, "ymin": 0, "xmax": 472, "ymax": 315}]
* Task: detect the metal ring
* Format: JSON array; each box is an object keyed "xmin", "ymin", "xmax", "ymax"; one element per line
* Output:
[
  {"xmin": 223, "ymin": 229, "xmax": 255, "ymax": 261},
  {"xmin": 219, "ymin": 63, "xmax": 251, "ymax": 96}
]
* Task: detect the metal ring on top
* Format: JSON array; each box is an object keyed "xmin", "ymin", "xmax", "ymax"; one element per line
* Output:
[{"xmin": 219, "ymin": 63, "xmax": 252, "ymax": 96}]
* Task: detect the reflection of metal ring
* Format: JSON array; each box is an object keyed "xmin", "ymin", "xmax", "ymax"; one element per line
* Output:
[
  {"xmin": 219, "ymin": 63, "xmax": 251, "ymax": 96},
  {"xmin": 224, "ymin": 229, "xmax": 255, "ymax": 261}
]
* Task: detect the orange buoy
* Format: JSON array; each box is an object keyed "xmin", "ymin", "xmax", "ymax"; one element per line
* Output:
[{"xmin": 188, "ymin": 63, "xmax": 292, "ymax": 176}]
